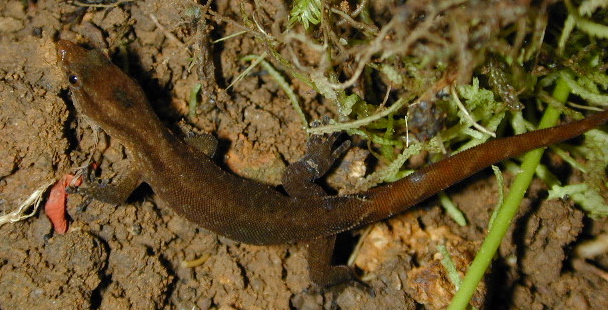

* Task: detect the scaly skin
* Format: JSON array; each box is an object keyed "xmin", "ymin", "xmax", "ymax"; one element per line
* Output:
[{"xmin": 56, "ymin": 40, "xmax": 608, "ymax": 287}]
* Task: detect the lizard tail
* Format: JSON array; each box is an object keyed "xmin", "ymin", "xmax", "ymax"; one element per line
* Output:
[{"xmin": 366, "ymin": 109, "xmax": 608, "ymax": 219}]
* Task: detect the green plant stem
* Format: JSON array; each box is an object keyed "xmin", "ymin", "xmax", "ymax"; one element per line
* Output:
[{"xmin": 447, "ymin": 77, "xmax": 571, "ymax": 310}]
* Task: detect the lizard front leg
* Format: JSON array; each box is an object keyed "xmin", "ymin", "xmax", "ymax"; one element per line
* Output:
[{"xmin": 68, "ymin": 165, "xmax": 142, "ymax": 204}]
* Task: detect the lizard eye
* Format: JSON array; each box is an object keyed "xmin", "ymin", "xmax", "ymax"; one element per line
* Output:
[{"xmin": 67, "ymin": 74, "xmax": 83, "ymax": 89}]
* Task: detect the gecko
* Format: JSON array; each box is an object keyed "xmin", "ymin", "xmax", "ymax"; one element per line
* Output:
[{"xmin": 56, "ymin": 39, "xmax": 608, "ymax": 287}]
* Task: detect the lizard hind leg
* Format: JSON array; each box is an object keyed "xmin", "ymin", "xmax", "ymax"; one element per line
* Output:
[
  {"xmin": 305, "ymin": 236, "xmax": 354, "ymax": 287},
  {"xmin": 282, "ymin": 118, "xmax": 373, "ymax": 292},
  {"xmin": 281, "ymin": 120, "xmax": 350, "ymax": 199},
  {"xmin": 304, "ymin": 236, "xmax": 374, "ymax": 295}
]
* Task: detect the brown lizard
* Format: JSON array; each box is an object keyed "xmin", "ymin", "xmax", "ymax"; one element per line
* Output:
[{"xmin": 56, "ymin": 39, "xmax": 608, "ymax": 287}]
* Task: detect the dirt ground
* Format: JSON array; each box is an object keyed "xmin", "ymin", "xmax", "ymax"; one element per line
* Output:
[{"xmin": 1, "ymin": 0, "xmax": 608, "ymax": 309}]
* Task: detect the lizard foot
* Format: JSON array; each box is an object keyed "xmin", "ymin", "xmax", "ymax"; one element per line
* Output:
[
  {"xmin": 282, "ymin": 117, "xmax": 351, "ymax": 198},
  {"xmin": 66, "ymin": 164, "xmax": 140, "ymax": 204}
]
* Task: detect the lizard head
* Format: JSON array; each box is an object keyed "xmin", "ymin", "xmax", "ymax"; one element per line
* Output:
[{"xmin": 56, "ymin": 40, "xmax": 162, "ymax": 142}]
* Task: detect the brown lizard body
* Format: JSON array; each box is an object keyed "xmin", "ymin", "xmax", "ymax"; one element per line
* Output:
[{"xmin": 56, "ymin": 40, "xmax": 608, "ymax": 287}]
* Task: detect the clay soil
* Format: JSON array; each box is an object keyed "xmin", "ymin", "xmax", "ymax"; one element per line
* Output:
[{"xmin": 1, "ymin": 0, "xmax": 608, "ymax": 309}]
